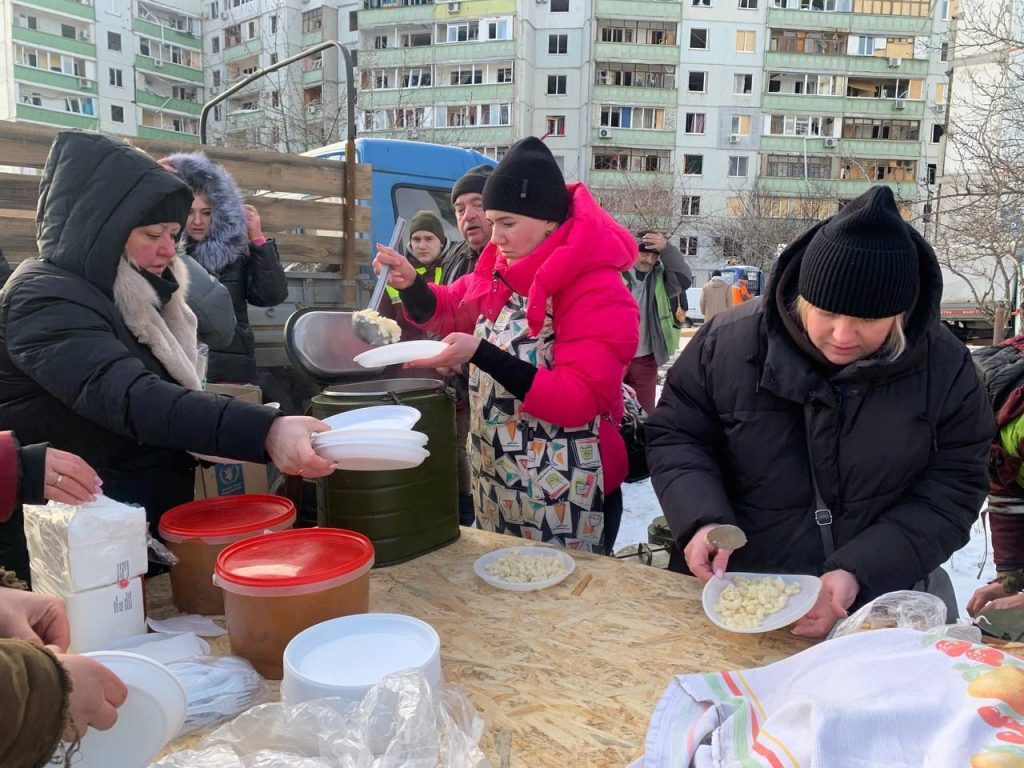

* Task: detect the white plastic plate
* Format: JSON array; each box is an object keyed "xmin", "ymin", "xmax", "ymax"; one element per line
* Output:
[
  {"xmin": 323, "ymin": 405, "xmax": 421, "ymax": 432},
  {"xmin": 473, "ymin": 546, "xmax": 576, "ymax": 592},
  {"xmin": 75, "ymin": 651, "xmax": 186, "ymax": 768},
  {"xmin": 313, "ymin": 428, "xmax": 429, "ymax": 448},
  {"xmin": 702, "ymin": 572, "xmax": 822, "ymax": 634},
  {"xmin": 354, "ymin": 340, "xmax": 448, "ymax": 368},
  {"xmin": 314, "ymin": 441, "xmax": 429, "ymax": 470}
]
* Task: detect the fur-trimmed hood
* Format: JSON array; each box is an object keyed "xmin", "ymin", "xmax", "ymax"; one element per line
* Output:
[
  {"xmin": 112, "ymin": 256, "xmax": 200, "ymax": 389},
  {"xmin": 164, "ymin": 152, "xmax": 248, "ymax": 274}
]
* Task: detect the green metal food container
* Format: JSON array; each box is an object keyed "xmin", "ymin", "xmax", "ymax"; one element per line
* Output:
[{"xmin": 311, "ymin": 378, "xmax": 459, "ymax": 565}]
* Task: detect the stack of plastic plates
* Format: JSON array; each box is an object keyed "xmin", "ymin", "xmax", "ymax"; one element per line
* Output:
[{"xmin": 313, "ymin": 405, "xmax": 429, "ymax": 470}]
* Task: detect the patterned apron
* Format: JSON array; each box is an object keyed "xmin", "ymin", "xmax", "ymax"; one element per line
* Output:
[{"xmin": 468, "ymin": 293, "xmax": 608, "ymax": 552}]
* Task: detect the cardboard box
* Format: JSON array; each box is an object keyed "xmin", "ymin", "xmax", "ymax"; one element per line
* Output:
[{"xmin": 195, "ymin": 383, "xmax": 270, "ymax": 499}]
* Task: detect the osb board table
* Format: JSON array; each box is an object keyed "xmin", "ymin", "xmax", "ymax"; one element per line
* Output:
[{"xmin": 152, "ymin": 526, "xmax": 812, "ymax": 767}]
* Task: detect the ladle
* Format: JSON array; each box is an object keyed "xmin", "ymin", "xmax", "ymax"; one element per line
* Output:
[{"xmin": 352, "ymin": 217, "xmax": 406, "ymax": 346}]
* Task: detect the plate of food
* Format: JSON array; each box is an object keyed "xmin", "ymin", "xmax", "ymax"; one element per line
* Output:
[
  {"xmin": 353, "ymin": 340, "xmax": 448, "ymax": 368},
  {"xmin": 473, "ymin": 546, "xmax": 576, "ymax": 592},
  {"xmin": 702, "ymin": 572, "xmax": 821, "ymax": 633}
]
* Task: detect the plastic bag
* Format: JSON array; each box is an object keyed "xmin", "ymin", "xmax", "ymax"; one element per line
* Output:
[
  {"xmin": 151, "ymin": 669, "xmax": 490, "ymax": 768},
  {"xmin": 165, "ymin": 655, "xmax": 270, "ymax": 736},
  {"xmin": 832, "ymin": 590, "xmax": 947, "ymax": 638}
]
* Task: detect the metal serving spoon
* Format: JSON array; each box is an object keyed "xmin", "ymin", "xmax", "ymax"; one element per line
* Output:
[
  {"xmin": 705, "ymin": 524, "xmax": 748, "ymax": 551},
  {"xmin": 351, "ymin": 216, "xmax": 406, "ymax": 346}
]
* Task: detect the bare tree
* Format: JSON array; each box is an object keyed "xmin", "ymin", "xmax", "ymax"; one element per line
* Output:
[
  {"xmin": 932, "ymin": 0, "xmax": 1024, "ymax": 328},
  {"xmin": 591, "ymin": 169, "xmax": 684, "ymax": 235}
]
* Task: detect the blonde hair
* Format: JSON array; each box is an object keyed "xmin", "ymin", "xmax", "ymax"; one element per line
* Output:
[{"xmin": 792, "ymin": 295, "xmax": 906, "ymax": 362}]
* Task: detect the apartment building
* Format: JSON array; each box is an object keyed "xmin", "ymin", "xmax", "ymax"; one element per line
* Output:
[
  {"xmin": 355, "ymin": 0, "xmax": 950, "ymax": 269},
  {"xmin": 201, "ymin": 0, "xmax": 357, "ymax": 151},
  {"xmin": 1, "ymin": 0, "xmax": 205, "ymax": 141},
  {"xmin": 0, "ymin": 0, "xmax": 357, "ymax": 149}
]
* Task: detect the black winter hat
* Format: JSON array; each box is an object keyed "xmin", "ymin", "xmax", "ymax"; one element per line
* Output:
[
  {"xmin": 409, "ymin": 209, "xmax": 446, "ymax": 243},
  {"xmin": 798, "ymin": 186, "xmax": 918, "ymax": 319},
  {"xmin": 450, "ymin": 164, "xmax": 494, "ymax": 204},
  {"xmin": 482, "ymin": 137, "xmax": 568, "ymax": 222},
  {"xmin": 135, "ymin": 185, "xmax": 193, "ymax": 233}
]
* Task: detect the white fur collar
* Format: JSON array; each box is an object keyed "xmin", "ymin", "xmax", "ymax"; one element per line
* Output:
[{"xmin": 112, "ymin": 257, "xmax": 201, "ymax": 389}]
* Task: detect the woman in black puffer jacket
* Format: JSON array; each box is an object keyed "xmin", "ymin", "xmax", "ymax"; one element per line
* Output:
[
  {"xmin": 647, "ymin": 186, "xmax": 994, "ymax": 638},
  {"xmin": 160, "ymin": 152, "xmax": 288, "ymax": 386}
]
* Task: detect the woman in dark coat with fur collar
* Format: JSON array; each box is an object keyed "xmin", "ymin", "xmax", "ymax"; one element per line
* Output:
[
  {"xmin": 647, "ymin": 186, "xmax": 993, "ymax": 638},
  {"xmin": 0, "ymin": 132, "xmax": 332, "ymax": 579},
  {"xmin": 160, "ymin": 152, "xmax": 288, "ymax": 386}
]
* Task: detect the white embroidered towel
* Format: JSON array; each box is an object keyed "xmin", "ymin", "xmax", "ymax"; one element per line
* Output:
[{"xmin": 634, "ymin": 628, "xmax": 1024, "ymax": 768}]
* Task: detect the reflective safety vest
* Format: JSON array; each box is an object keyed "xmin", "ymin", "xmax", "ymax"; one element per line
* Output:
[{"xmin": 386, "ymin": 265, "xmax": 442, "ymax": 302}]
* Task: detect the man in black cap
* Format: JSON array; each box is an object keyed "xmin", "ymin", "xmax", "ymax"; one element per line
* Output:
[
  {"xmin": 440, "ymin": 164, "xmax": 495, "ymax": 525},
  {"xmin": 648, "ymin": 185, "xmax": 993, "ymax": 637},
  {"xmin": 441, "ymin": 164, "xmax": 495, "ymax": 285}
]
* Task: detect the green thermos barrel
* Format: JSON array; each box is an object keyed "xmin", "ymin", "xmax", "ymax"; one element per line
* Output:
[{"xmin": 311, "ymin": 378, "xmax": 459, "ymax": 565}]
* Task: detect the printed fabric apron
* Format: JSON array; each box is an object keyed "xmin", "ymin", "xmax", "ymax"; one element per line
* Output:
[{"xmin": 468, "ymin": 293, "xmax": 608, "ymax": 552}]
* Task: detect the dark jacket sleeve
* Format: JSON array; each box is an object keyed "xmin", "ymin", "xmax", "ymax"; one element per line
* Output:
[
  {"xmin": 0, "ymin": 639, "xmax": 69, "ymax": 768},
  {"xmin": 825, "ymin": 340, "xmax": 995, "ymax": 598},
  {"xmin": 180, "ymin": 252, "xmax": 237, "ymax": 349},
  {"xmin": 646, "ymin": 327, "xmax": 738, "ymax": 548},
  {"xmin": 399, "ymin": 274, "xmax": 438, "ymax": 323},
  {"xmin": 244, "ymin": 240, "xmax": 288, "ymax": 308},
  {"xmin": 470, "ymin": 340, "xmax": 537, "ymax": 401},
  {"xmin": 5, "ymin": 287, "xmax": 278, "ymax": 463}
]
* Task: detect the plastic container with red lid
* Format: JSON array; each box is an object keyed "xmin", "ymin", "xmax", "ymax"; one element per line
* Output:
[
  {"xmin": 213, "ymin": 528, "xmax": 374, "ymax": 679},
  {"xmin": 158, "ymin": 495, "xmax": 296, "ymax": 616}
]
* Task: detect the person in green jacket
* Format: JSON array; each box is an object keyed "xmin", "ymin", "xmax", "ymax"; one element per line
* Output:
[
  {"xmin": 381, "ymin": 210, "xmax": 451, "ymax": 345},
  {"xmin": 623, "ymin": 239, "xmax": 682, "ymax": 414}
]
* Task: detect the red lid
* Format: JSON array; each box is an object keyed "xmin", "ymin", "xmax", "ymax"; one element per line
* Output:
[
  {"xmin": 214, "ymin": 528, "xmax": 374, "ymax": 589},
  {"xmin": 158, "ymin": 495, "xmax": 296, "ymax": 540}
]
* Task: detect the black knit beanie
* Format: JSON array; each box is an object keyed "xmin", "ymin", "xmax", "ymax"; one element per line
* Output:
[
  {"xmin": 482, "ymin": 137, "xmax": 568, "ymax": 222},
  {"xmin": 798, "ymin": 186, "xmax": 918, "ymax": 319},
  {"xmin": 450, "ymin": 164, "xmax": 494, "ymax": 204},
  {"xmin": 136, "ymin": 186, "xmax": 193, "ymax": 232},
  {"xmin": 409, "ymin": 209, "xmax": 446, "ymax": 243}
]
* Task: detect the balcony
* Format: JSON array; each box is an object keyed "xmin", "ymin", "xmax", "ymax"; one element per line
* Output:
[
  {"xmin": 133, "ymin": 19, "xmax": 201, "ymax": 50},
  {"xmin": 364, "ymin": 39, "xmax": 513, "ymax": 68},
  {"xmin": 592, "ymin": 127, "xmax": 675, "ymax": 147},
  {"xmin": 757, "ymin": 175, "xmax": 921, "ymax": 198},
  {"xmin": 302, "ymin": 29, "xmax": 325, "ymax": 47},
  {"xmin": 594, "ymin": 84, "xmax": 677, "ymax": 106},
  {"xmin": 764, "ymin": 51, "xmax": 930, "ymax": 76},
  {"xmin": 137, "ymin": 125, "xmax": 200, "ymax": 142},
  {"xmin": 135, "ymin": 54, "xmax": 203, "ymax": 84},
  {"xmin": 136, "ymin": 90, "xmax": 202, "ymax": 115},
  {"xmin": 595, "ymin": 0, "xmax": 683, "ymax": 21},
  {"xmin": 16, "ymin": 102, "xmax": 98, "ymax": 129},
  {"xmin": 588, "ymin": 169, "xmax": 675, "ymax": 188},
  {"xmin": 13, "ymin": 64, "xmax": 97, "ymax": 94},
  {"xmin": 766, "ymin": 8, "xmax": 933, "ymax": 35},
  {"xmin": 18, "ymin": 0, "xmax": 94, "ymax": 20},
  {"xmin": 763, "ymin": 93, "xmax": 926, "ymax": 117},
  {"xmin": 222, "ymin": 39, "xmax": 262, "ymax": 63},
  {"xmin": 595, "ymin": 41, "xmax": 680, "ymax": 65},
  {"xmin": 361, "ymin": 3, "xmax": 436, "ymax": 27},
  {"xmin": 358, "ymin": 82, "xmax": 511, "ymax": 108},
  {"xmin": 226, "ymin": 108, "xmax": 264, "ymax": 128},
  {"xmin": 12, "ymin": 27, "xmax": 96, "ymax": 58},
  {"xmin": 302, "ymin": 67, "xmax": 324, "ymax": 86},
  {"xmin": 760, "ymin": 134, "xmax": 923, "ymax": 157}
]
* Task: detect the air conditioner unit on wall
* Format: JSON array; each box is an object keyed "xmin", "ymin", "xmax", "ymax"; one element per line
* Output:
[
  {"xmin": 893, "ymin": 98, "xmax": 905, "ymax": 110},
  {"xmin": 78, "ymin": 30, "xmax": 91, "ymax": 41},
  {"xmin": 598, "ymin": 127, "xmax": 613, "ymax": 139},
  {"xmin": 824, "ymin": 137, "xmax": 839, "ymax": 148},
  {"xmin": 154, "ymin": 60, "xmax": 164, "ymax": 67},
  {"xmin": 79, "ymin": 78, "xmax": 91, "ymax": 88},
  {"xmin": 729, "ymin": 133, "xmax": 740, "ymax": 143},
  {"xmin": 887, "ymin": 57, "xmax": 901, "ymax": 67},
  {"xmin": 447, "ymin": 1, "xmax": 460, "ymax": 11}
]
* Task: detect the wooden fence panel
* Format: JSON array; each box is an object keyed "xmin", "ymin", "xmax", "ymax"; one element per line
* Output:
[{"xmin": 0, "ymin": 123, "xmax": 370, "ymax": 269}]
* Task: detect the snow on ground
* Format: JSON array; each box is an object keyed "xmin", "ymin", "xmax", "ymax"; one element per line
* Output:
[{"xmin": 614, "ymin": 332, "xmax": 995, "ymax": 616}]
